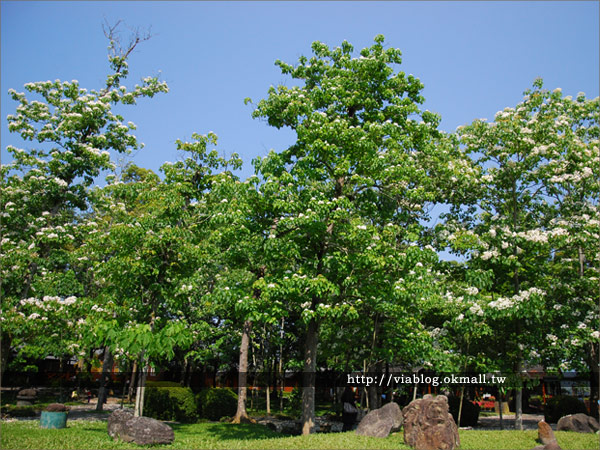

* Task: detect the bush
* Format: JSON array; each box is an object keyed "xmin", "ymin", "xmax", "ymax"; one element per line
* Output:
[
  {"xmin": 1, "ymin": 405, "xmax": 37, "ymax": 417},
  {"xmin": 197, "ymin": 388, "xmax": 237, "ymax": 421},
  {"xmin": 448, "ymin": 396, "xmax": 480, "ymax": 427},
  {"xmin": 288, "ymin": 387, "xmax": 302, "ymax": 412},
  {"xmin": 544, "ymin": 395, "xmax": 588, "ymax": 423},
  {"xmin": 144, "ymin": 381, "xmax": 199, "ymax": 423}
]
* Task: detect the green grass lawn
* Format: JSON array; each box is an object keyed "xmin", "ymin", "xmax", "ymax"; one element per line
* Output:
[{"xmin": 1, "ymin": 420, "xmax": 598, "ymax": 450}]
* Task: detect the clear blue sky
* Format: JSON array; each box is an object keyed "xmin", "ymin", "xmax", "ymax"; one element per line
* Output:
[{"xmin": 2, "ymin": 1, "xmax": 599, "ymax": 181}]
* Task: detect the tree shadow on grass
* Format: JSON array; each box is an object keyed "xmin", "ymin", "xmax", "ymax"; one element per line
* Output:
[{"xmin": 170, "ymin": 422, "xmax": 282, "ymax": 442}]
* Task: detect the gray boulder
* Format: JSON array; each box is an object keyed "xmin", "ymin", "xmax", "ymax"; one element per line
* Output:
[
  {"xmin": 355, "ymin": 402, "xmax": 403, "ymax": 438},
  {"xmin": 107, "ymin": 409, "xmax": 174, "ymax": 445},
  {"xmin": 556, "ymin": 413, "xmax": 599, "ymax": 433}
]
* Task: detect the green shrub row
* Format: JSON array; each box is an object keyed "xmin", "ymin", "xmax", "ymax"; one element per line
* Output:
[
  {"xmin": 196, "ymin": 387, "xmax": 238, "ymax": 421},
  {"xmin": 544, "ymin": 395, "xmax": 588, "ymax": 423},
  {"xmin": 143, "ymin": 383, "xmax": 237, "ymax": 423}
]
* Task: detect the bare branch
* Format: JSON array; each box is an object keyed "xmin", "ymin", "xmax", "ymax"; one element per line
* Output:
[{"xmin": 102, "ymin": 19, "xmax": 153, "ymax": 60}]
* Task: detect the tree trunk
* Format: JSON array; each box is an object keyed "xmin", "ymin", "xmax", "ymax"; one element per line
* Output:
[
  {"xmin": 457, "ymin": 386, "xmax": 465, "ymax": 427},
  {"xmin": 498, "ymin": 388, "xmax": 504, "ymax": 430},
  {"xmin": 232, "ymin": 320, "xmax": 253, "ymax": 423},
  {"xmin": 127, "ymin": 361, "xmax": 137, "ymax": 402},
  {"xmin": 279, "ymin": 317, "xmax": 284, "ymax": 412},
  {"xmin": 514, "ymin": 347, "xmax": 523, "ymax": 430},
  {"xmin": 514, "ymin": 386, "xmax": 523, "ymax": 430},
  {"xmin": 179, "ymin": 358, "xmax": 188, "ymax": 385},
  {"xmin": 588, "ymin": 343, "xmax": 599, "ymax": 419},
  {"xmin": 134, "ymin": 354, "xmax": 147, "ymax": 417},
  {"xmin": 301, "ymin": 318, "xmax": 319, "ymax": 435},
  {"xmin": 266, "ymin": 373, "xmax": 271, "ymax": 416},
  {"xmin": 96, "ymin": 347, "xmax": 113, "ymax": 411}
]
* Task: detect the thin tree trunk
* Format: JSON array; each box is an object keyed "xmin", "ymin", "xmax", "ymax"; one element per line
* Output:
[
  {"xmin": 96, "ymin": 347, "xmax": 113, "ymax": 411},
  {"xmin": 457, "ymin": 386, "xmax": 465, "ymax": 427},
  {"xmin": 179, "ymin": 358, "xmax": 188, "ymax": 385},
  {"xmin": 515, "ymin": 386, "xmax": 523, "ymax": 430},
  {"xmin": 588, "ymin": 343, "xmax": 599, "ymax": 419},
  {"xmin": 498, "ymin": 389, "xmax": 504, "ymax": 430},
  {"xmin": 514, "ymin": 344, "xmax": 523, "ymax": 430},
  {"xmin": 127, "ymin": 361, "xmax": 137, "ymax": 402},
  {"xmin": 266, "ymin": 371, "xmax": 271, "ymax": 416},
  {"xmin": 301, "ymin": 318, "xmax": 319, "ymax": 435},
  {"xmin": 232, "ymin": 320, "xmax": 253, "ymax": 423},
  {"xmin": 279, "ymin": 317, "xmax": 284, "ymax": 412},
  {"xmin": 134, "ymin": 353, "xmax": 147, "ymax": 417}
]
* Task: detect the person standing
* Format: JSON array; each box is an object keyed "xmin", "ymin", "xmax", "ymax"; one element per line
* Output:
[{"xmin": 341, "ymin": 386, "xmax": 358, "ymax": 431}]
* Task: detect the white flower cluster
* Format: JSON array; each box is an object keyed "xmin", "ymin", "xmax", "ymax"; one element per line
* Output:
[
  {"xmin": 517, "ymin": 229, "xmax": 548, "ymax": 243},
  {"xmin": 480, "ymin": 249, "xmax": 499, "ymax": 261},
  {"xmin": 488, "ymin": 297, "xmax": 513, "ymax": 310},
  {"xmin": 469, "ymin": 303, "xmax": 484, "ymax": 316},
  {"xmin": 488, "ymin": 287, "xmax": 545, "ymax": 310},
  {"xmin": 465, "ymin": 287, "xmax": 479, "ymax": 296}
]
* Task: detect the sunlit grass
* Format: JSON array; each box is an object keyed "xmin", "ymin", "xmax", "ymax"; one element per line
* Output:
[{"xmin": 1, "ymin": 420, "xmax": 598, "ymax": 450}]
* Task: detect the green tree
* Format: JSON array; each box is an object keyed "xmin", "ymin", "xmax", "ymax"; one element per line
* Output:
[
  {"xmin": 0, "ymin": 23, "xmax": 168, "ymax": 378},
  {"xmin": 250, "ymin": 36, "xmax": 456, "ymax": 433},
  {"xmin": 445, "ymin": 80, "xmax": 599, "ymax": 427},
  {"xmin": 82, "ymin": 132, "xmax": 240, "ymax": 416}
]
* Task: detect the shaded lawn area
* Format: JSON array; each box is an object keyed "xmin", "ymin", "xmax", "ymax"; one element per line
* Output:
[{"xmin": 1, "ymin": 420, "xmax": 598, "ymax": 450}]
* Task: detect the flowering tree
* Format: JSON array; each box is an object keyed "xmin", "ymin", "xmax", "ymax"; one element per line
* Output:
[
  {"xmin": 537, "ymin": 88, "xmax": 599, "ymax": 416},
  {"xmin": 249, "ymin": 36, "xmax": 462, "ymax": 433},
  {"xmin": 81, "ymin": 132, "xmax": 242, "ymax": 416},
  {"xmin": 0, "ymin": 23, "xmax": 168, "ymax": 377},
  {"xmin": 444, "ymin": 79, "xmax": 599, "ymax": 427}
]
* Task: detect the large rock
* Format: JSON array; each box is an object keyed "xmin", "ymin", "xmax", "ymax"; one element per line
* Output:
[
  {"xmin": 403, "ymin": 394, "xmax": 460, "ymax": 450},
  {"xmin": 108, "ymin": 409, "xmax": 174, "ymax": 445},
  {"xmin": 556, "ymin": 413, "xmax": 600, "ymax": 433},
  {"xmin": 355, "ymin": 402, "xmax": 403, "ymax": 438}
]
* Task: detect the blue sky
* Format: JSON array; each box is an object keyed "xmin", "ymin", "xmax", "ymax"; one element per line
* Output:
[{"xmin": 2, "ymin": 1, "xmax": 599, "ymax": 182}]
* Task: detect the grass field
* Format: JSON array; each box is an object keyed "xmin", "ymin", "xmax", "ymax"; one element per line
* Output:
[{"xmin": 1, "ymin": 420, "xmax": 598, "ymax": 450}]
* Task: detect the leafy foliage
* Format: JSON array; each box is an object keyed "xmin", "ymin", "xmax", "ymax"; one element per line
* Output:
[
  {"xmin": 198, "ymin": 388, "xmax": 238, "ymax": 421},
  {"xmin": 144, "ymin": 381, "xmax": 199, "ymax": 423}
]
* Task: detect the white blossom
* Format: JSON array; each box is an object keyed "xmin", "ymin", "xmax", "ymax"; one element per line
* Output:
[{"xmin": 466, "ymin": 287, "xmax": 479, "ymax": 296}]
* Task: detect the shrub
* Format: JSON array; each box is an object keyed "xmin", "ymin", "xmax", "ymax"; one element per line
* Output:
[
  {"xmin": 144, "ymin": 381, "xmax": 198, "ymax": 423},
  {"xmin": 1, "ymin": 405, "xmax": 37, "ymax": 417},
  {"xmin": 448, "ymin": 396, "xmax": 480, "ymax": 427},
  {"xmin": 544, "ymin": 395, "xmax": 588, "ymax": 423},
  {"xmin": 288, "ymin": 387, "xmax": 302, "ymax": 412},
  {"xmin": 197, "ymin": 388, "xmax": 237, "ymax": 421}
]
